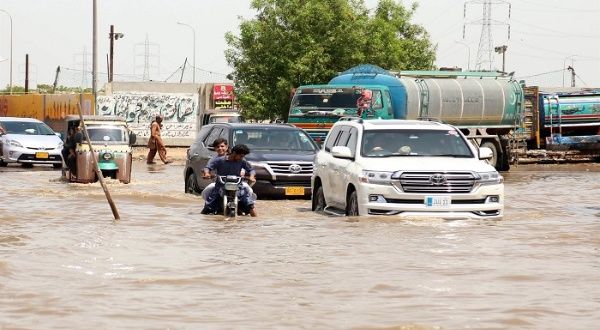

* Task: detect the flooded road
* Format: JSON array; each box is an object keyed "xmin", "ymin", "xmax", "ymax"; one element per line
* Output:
[{"xmin": 1, "ymin": 162, "xmax": 600, "ymax": 329}]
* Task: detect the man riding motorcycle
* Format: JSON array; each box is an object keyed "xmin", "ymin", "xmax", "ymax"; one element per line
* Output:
[{"xmin": 201, "ymin": 144, "xmax": 257, "ymax": 217}]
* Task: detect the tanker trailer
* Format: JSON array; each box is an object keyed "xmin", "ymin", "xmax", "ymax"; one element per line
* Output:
[
  {"xmin": 329, "ymin": 65, "xmax": 524, "ymax": 171},
  {"xmin": 399, "ymin": 74, "xmax": 524, "ymax": 171}
]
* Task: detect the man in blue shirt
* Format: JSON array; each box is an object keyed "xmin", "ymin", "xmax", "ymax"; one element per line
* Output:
[{"xmin": 201, "ymin": 144, "xmax": 257, "ymax": 217}]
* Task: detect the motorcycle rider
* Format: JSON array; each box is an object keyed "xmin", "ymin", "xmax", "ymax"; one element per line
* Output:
[{"xmin": 201, "ymin": 144, "xmax": 257, "ymax": 217}]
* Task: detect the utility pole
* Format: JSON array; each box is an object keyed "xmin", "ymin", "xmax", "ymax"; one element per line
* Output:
[
  {"xmin": 24, "ymin": 54, "xmax": 29, "ymax": 94},
  {"xmin": 108, "ymin": 24, "xmax": 125, "ymax": 82},
  {"xmin": 494, "ymin": 45, "xmax": 507, "ymax": 72},
  {"xmin": 464, "ymin": 0, "xmax": 511, "ymax": 71},
  {"xmin": 180, "ymin": 57, "xmax": 188, "ymax": 83},
  {"xmin": 52, "ymin": 66, "xmax": 60, "ymax": 93},
  {"xmin": 567, "ymin": 66, "xmax": 576, "ymax": 87},
  {"xmin": 0, "ymin": 9, "xmax": 13, "ymax": 94},
  {"xmin": 92, "ymin": 0, "xmax": 97, "ymax": 106}
]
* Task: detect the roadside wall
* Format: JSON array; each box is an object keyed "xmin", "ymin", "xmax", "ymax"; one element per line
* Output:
[{"xmin": 0, "ymin": 94, "xmax": 94, "ymax": 133}]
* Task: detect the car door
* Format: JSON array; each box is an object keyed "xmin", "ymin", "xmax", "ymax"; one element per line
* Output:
[
  {"xmin": 317, "ymin": 126, "xmax": 342, "ymax": 206},
  {"xmin": 328, "ymin": 127, "xmax": 353, "ymax": 207}
]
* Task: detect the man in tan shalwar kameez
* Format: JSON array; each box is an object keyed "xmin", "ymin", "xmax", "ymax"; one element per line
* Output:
[{"xmin": 146, "ymin": 115, "xmax": 172, "ymax": 164}]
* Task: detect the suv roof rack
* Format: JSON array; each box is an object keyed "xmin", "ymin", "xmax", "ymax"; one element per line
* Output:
[{"xmin": 338, "ymin": 117, "xmax": 363, "ymax": 123}]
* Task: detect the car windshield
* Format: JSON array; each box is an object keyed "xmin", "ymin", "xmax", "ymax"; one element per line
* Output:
[
  {"xmin": 86, "ymin": 126, "xmax": 128, "ymax": 143},
  {"xmin": 290, "ymin": 88, "xmax": 381, "ymax": 114},
  {"xmin": 361, "ymin": 129, "xmax": 474, "ymax": 158},
  {"xmin": 232, "ymin": 128, "xmax": 317, "ymax": 151},
  {"xmin": 1, "ymin": 121, "xmax": 55, "ymax": 135}
]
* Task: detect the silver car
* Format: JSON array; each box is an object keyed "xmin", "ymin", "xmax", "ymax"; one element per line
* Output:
[{"xmin": 0, "ymin": 117, "xmax": 64, "ymax": 168}]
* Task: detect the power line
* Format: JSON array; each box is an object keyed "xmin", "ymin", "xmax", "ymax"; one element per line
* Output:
[{"xmin": 516, "ymin": 68, "xmax": 564, "ymax": 79}]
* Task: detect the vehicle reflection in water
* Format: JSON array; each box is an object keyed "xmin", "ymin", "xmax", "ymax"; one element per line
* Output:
[{"xmin": 1, "ymin": 162, "xmax": 599, "ymax": 329}]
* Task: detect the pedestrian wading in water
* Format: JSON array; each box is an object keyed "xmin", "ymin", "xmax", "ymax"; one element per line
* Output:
[{"xmin": 147, "ymin": 114, "xmax": 172, "ymax": 164}]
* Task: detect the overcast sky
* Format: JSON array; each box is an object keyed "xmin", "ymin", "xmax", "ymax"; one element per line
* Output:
[{"xmin": 1, "ymin": 0, "xmax": 599, "ymax": 90}]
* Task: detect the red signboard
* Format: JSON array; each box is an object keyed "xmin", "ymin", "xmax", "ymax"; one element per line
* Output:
[{"xmin": 213, "ymin": 84, "xmax": 234, "ymax": 100}]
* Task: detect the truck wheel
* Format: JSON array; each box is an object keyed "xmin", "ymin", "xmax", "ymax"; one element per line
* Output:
[
  {"xmin": 497, "ymin": 139, "xmax": 511, "ymax": 172},
  {"xmin": 480, "ymin": 141, "xmax": 498, "ymax": 169},
  {"xmin": 312, "ymin": 185, "xmax": 326, "ymax": 212},
  {"xmin": 346, "ymin": 190, "xmax": 359, "ymax": 216}
]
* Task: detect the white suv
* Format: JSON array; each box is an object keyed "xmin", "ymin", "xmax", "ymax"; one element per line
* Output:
[{"xmin": 312, "ymin": 119, "xmax": 504, "ymax": 219}]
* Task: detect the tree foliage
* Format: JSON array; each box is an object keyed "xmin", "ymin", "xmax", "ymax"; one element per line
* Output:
[{"xmin": 225, "ymin": 0, "xmax": 436, "ymax": 120}]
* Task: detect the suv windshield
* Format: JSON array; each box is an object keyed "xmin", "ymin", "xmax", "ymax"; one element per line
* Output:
[
  {"xmin": 361, "ymin": 129, "xmax": 473, "ymax": 158},
  {"xmin": 86, "ymin": 126, "xmax": 128, "ymax": 143},
  {"xmin": 232, "ymin": 128, "xmax": 317, "ymax": 151},
  {"xmin": 1, "ymin": 121, "xmax": 55, "ymax": 135}
]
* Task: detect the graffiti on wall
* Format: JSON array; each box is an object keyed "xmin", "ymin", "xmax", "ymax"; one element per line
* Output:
[{"xmin": 96, "ymin": 93, "xmax": 198, "ymax": 138}]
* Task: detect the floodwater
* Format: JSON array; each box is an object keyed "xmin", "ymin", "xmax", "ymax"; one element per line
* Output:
[{"xmin": 1, "ymin": 162, "xmax": 600, "ymax": 329}]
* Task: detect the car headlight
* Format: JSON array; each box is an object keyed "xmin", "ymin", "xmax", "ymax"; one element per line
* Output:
[
  {"xmin": 57, "ymin": 142, "xmax": 64, "ymax": 149},
  {"xmin": 476, "ymin": 171, "xmax": 503, "ymax": 185},
  {"xmin": 359, "ymin": 170, "xmax": 394, "ymax": 185},
  {"xmin": 9, "ymin": 139, "xmax": 23, "ymax": 147}
]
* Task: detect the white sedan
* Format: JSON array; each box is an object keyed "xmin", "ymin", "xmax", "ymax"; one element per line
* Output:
[{"xmin": 0, "ymin": 117, "xmax": 64, "ymax": 168}]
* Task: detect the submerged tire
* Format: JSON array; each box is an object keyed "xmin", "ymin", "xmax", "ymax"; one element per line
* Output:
[
  {"xmin": 346, "ymin": 190, "xmax": 359, "ymax": 216},
  {"xmin": 185, "ymin": 172, "xmax": 200, "ymax": 195},
  {"xmin": 312, "ymin": 185, "xmax": 326, "ymax": 212}
]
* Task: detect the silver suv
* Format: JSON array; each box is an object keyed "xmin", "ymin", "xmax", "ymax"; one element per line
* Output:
[{"xmin": 312, "ymin": 118, "xmax": 504, "ymax": 219}]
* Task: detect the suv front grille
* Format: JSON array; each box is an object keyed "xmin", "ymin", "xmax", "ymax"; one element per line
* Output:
[
  {"xmin": 398, "ymin": 172, "xmax": 476, "ymax": 194},
  {"xmin": 266, "ymin": 161, "xmax": 313, "ymax": 175}
]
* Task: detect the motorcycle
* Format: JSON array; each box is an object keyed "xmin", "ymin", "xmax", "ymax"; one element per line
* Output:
[{"xmin": 216, "ymin": 175, "xmax": 255, "ymax": 218}]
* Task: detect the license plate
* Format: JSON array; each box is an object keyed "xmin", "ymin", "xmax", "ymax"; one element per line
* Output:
[
  {"xmin": 285, "ymin": 187, "xmax": 305, "ymax": 196},
  {"xmin": 35, "ymin": 152, "xmax": 49, "ymax": 159},
  {"xmin": 424, "ymin": 196, "xmax": 451, "ymax": 207}
]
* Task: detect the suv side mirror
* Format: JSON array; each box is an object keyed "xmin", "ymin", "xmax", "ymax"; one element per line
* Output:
[
  {"xmin": 331, "ymin": 146, "xmax": 353, "ymax": 159},
  {"xmin": 479, "ymin": 147, "xmax": 493, "ymax": 160}
]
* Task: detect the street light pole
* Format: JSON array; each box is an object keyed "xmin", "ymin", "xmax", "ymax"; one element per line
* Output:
[
  {"xmin": 0, "ymin": 9, "xmax": 13, "ymax": 94},
  {"xmin": 494, "ymin": 45, "xmax": 508, "ymax": 73},
  {"xmin": 177, "ymin": 22, "xmax": 196, "ymax": 83},
  {"xmin": 562, "ymin": 55, "xmax": 578, "ymax": 87},
  {"xmin": 455, "ymin": 41, "xmax": 471, "ymax": 71},
  {"xmin": 108, "ymin": 25, "xmax": 124, "ymax": 83},
  {"xmin": 92, "ymin": 0, "xmax": 97, "ymax": 103}
]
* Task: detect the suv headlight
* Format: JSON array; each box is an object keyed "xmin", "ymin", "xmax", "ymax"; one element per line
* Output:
[
  {"xmin": 359, "ymin": 170, "xmax": 394, "ymax": 185},
  {"xmin": 9, "ymin": 139, "xmax": 23, "ymax": 148},
  {"xmin": 476, "ymin": 171, "xmax": 503, "ymax": 185},
  {"xmin": 57, "ymin": 141, "xmax": 64, "ymax": 149}
]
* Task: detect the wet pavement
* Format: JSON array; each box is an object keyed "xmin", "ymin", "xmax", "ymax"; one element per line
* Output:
[{"xmin": 1, "ymin": 161, "xmax": 600, "ymax": 329}]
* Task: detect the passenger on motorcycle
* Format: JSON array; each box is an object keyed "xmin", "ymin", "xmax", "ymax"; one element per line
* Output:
[{"xmin": 201, "ymin": 144, "xmax": 257, "ymax": 217}]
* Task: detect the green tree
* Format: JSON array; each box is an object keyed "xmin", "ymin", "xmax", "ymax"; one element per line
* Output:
[{"xmin": 225, "ymin": 0, "xmax": 436, "ymax": 120}]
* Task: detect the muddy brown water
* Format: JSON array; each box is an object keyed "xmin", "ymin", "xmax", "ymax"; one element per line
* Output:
[{"xmin": 1, "ymin": 162, "xmax": 599, "ymax": 329}]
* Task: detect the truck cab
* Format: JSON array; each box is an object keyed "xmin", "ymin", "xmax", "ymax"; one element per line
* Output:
[{"xmin": 288, "ymin": 85, "xmax": 394, "ymax": 143}]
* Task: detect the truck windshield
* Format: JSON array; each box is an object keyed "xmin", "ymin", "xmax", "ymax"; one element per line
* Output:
[
  {"xmin": 361, "ymin": 129, "xmax": 473, "ymax": 158},
  {"xmin": 290, "ymin": 88, "xmax": 381, "ymax": 113},
  {"xmin": 232, "ymin": 129, "xmax": 318, "ymax": 151},
  {"xmin": 86, "ymin": 127, "xmax": 128, "ymax": 143}
]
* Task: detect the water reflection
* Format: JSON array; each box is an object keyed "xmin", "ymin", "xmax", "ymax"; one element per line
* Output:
[{"xmin": 1, "ymin": 162, "xmax": 599, "ymax": 329}]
